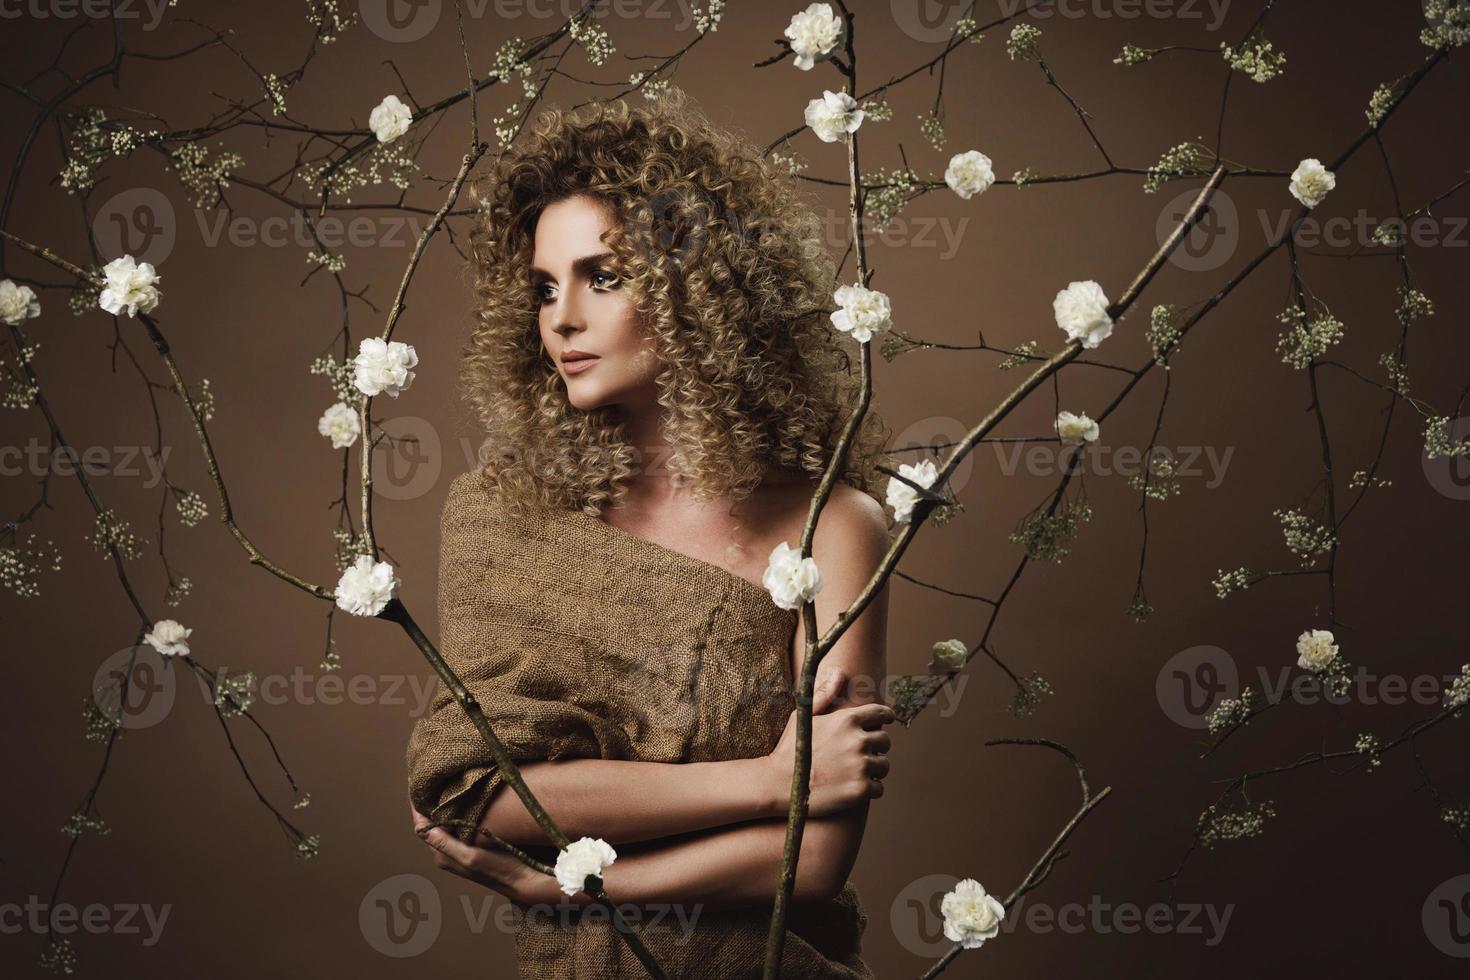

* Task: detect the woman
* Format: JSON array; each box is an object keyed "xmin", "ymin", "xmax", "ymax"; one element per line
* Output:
[{"xmin": 406, "ymin": 88, "xmax": 895, "ymax": 978}]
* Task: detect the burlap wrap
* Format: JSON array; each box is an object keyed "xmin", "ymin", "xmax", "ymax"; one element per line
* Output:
[{"xmin": 405, "ymin": 471, "xmax": 875, "ymax": 978}]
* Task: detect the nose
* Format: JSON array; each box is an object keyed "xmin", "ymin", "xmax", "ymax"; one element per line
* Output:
[{"xmin": 551, "ymin": 284, "xmax": 585, "ymax": 341}]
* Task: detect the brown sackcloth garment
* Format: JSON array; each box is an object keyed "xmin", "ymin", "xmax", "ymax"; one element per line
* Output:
[{"xmin": 405, "ymin": 471, "xmax": 875, "ymax": 979}]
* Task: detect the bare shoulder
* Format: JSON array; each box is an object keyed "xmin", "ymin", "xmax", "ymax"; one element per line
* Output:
[{"xmin": 811, "ymin": 483, "xmax": 891, "ymax": 573}]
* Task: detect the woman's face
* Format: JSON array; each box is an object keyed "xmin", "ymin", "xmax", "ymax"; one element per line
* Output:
[{"xmin": 533, "ymin": 194, "xmax": 660, "ymax": 412}]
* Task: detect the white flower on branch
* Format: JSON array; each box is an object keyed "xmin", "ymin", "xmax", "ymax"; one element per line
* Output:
[
  {"xmin": 940, "ymin": 878, "xmax": 1006, "ymax": 949},
  {"xmin": 1288, "ymin": 158, "xmax": 1336, "ymax": 209},
  {"xmin": 885, "ymin": 458, "xmax": 937, "ymax": 524},
  {"xmin": 944, "ymin": 150, "xmax": 995, "ymax": 200},
  {"xmin": 317, "ymin": 401, "xmax": 361, "ymax": 449},
  {"xmin": 554, "ymin": 836, "xmax": 617, "ymax": 896},
  {"xmin": 1295, "ymin": 628, "xmax": 1339, "ymax": 672},
  {"xmin": 830, "ymin": 282, "xmax": 891, "ymax": 343},
  {"xmin": 1053, "ymin": 279, "xmax": 1114, "ymax": 349},
  {"xmin": 97, "ymin": 255, "xmax": 161, "ymax": 318},
  {"xmin": 1055, "ymin": 410, "xmax": 1099, "ymax": 447},
  {"xmin": 785, "ymin": 2, "xmax": 843, "ymax": 70},
  {"xmin": 804, "ymin": 89, "xmax": 864, "ymax": 143},
  {"xmin": 334, "ymin": 554, "xmax": 398, "ymax": 617},
  {"xmin": 369, "ymin": 94, "xmax": 413, "ymax": 144},
  {"xmin": 144, "ymin": 618, "xmax": 192, "ymax": 657},
  {"xmin": 352, "ymin": 337, "xmax": 418, "ymax": 398},
  {"xmin": 932, "ymin": 638, "xmax": 967, "ymax": 670},
  {"xmin": 762, "ymin": 541, "xmax": 822, "ymax": 610},
  {"xmin": 0, "ymin": 278, "xmax": 41, "ymax": 325}
]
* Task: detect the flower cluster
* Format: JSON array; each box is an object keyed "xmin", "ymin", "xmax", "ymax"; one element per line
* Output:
[
  {"xmin": 1147, "ymin": 303, "xmax": 1181, "ymax": 365},
  {"xmin": 940, "ymin": 878, "xmax": 1006, "ymax": 948},
  {"xmin": 1422, "ymin": 416, "xmax": 1470, "ymax": 461},
  {"xmin": 1197, "ymin": 800, "xmax": 1277, "ymax": 848},
  {"xmin": 144, "ymin": 618, "xmax": 192, "ymax": 657},
  {"xmin": 1274, "ymin": 302, "xmax": 1343, "ymax": 369},
  {"xmin": 1206, "ymin": 686, "xmax": 1259, "ymax": 735},
  {"xmin": 784, "ymin": 3, "xmax": 843, "ymax": 70},
  {"xmin": 830, "ymin": 282, "xmax": 892, "ymax": 343},
  {"xmin": 944, "ymin": 150, "xmax": 995, "ymax": 200},
  {"xmin": 555, "ymin": 837, "xmax": 618, "ymax": 896},
  {"xmin": 1212, "ymin": 566, "xmax": 1251, "ymax": 599},
  {"xmin": 1006, "ymin": 24, "xmax": 1041, "ymax": 60},
  {"xmin": 353, "ymin": 337, "xmax": 418, "ymax": 398},
  {"xmin": 1055, "ymin": 411, "xmax": 1099, "ymax": 448},
  {"xmin": 804, "ymin": 90, "xmax": 864, "ymax": 143},
  {"xmin": 885, "ymin": 458, "xmax": 938, "ymax": 524},
  {"xmin": 1288, "ymin": 158, "xmax": 1336, "ymax": 209},
  {"xmin": 1143, "ymin": 139, "xmax": 1206, "ymax": 194},
  {"xmin": 98, "ymin": 255, "xmax": 162, "ymax": 318},
  {"xmin": 1009, "ymin": 498, "xmax": 1092, "ymax": 563},
  {"xmin": 1053, "ymin": 280, "xmax": 1114, "ymax": 349},
  {"xmin": 1113, "ymin": 43, "xmax": 1156, "ymax": 66},
  {"xmin": 334, "ymin": 555, "xmax": 399, "ymax": 617},
  {"xmin": 1295, "ymin": 628, "xmax": 1338, "ymax": 672},
  {"xmin": 1220, "ymin": 35, "xmax": 1286, "ymax": 82},
  {"xmin": 762, "ymin": 542, "xmax": 822, "ymax": 610},
  {"xmin": 317, "ymin": 401, "xmax": 361, "ymax": 449},
  {"xmin": 175, "ymin": 489, "xmax": 208, "ymax": 528},
  {"xmin": 0, "ymin": 278, "xmax": 41, "ymax": 325},
  {"xmin": 88, "ymin": 507, "xmax": 146, "ymax": 560},
  {"xmin": 1274, "ymin": 507, "xmax": 1335, "ymax": 565}
]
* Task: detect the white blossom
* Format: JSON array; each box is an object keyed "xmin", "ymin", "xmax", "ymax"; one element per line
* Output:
[
  {"xmin": 1055, "ymin": 410, "xmax": 1100, "ymax": 447},
  {"xmin": 369, "ymin": 94, "xmax": 414, "ymax": 144},
  {"xmin": 317, "ymin": 401, "xmax": 361, "ymax": 449},
  {"xmin": 554, "ymin": 836, "xmax": 617, "ymax": 896},
  {"xmin": 352, "ymin": 337, "xmax": 418, "ymax": 398},
  {"xmin": 932, "ymin": 638, "xmax": 967, "ymax": 670},
  {"xmin": 830, "ymin": 282, "xmax": 891, "ymax": 343},
  {"xmin": 98, "ymin": 255, "xmax": 161, "ymax": 317},
  {"xmin": 1295, "ymin": 628, "xmax": 1338, "ymax": 672},
  {"xmin": 784, "ymin": 3, "xmax": 843, "ymax": 70},
  {"xmin": 144, "ymin": 618, "xmax": 192, "ymax": 657},
  {"xmin": 0, "ymin": 278, "xmax": 41, "ymax": 325},
  {"xmin": 941, "ymin": 878, "xmax": 1006, "ymax": 949},
  {"xmin": 334, "ymin": 554, "xmax": 399, "ymax": 617},
  {"xmin": 944, "ymin": 150, "xmax": 995, "ymax": 200},
  {"xmin": 1288, "ymin": 158, "xmax": 1336, "ymax": 209},
  {"xmin": 885, "ymin": 458, "xmax": 938, "ymax": 524},
  {"xmin": 1053, "ymin": 279, "xmax": 1114, "ymax": 349},
  {"xmin": 804, "ymin": 89, "xmax": 864, "ymax": 143},
  {"xmin": 762, "ymin": 541, "xmax": 823, "ymax": 610}
]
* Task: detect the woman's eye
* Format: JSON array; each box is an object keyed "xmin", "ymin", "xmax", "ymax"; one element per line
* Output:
[
  {"xmin": 592, "ymin": 270, "xmax": 620, "ymax": 289},
  {"xmin": 534, "ymin": 284, "xmax": 554, "ymax": 305}
]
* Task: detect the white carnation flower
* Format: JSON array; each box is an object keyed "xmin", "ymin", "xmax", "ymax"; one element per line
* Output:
[
  {"xmin": 941, "ymin": 878, "xmax": 1006, "ymax": 949},
  {"xmin": 762, "ymin": 541, "xmax": 823, "ymax": 611},
  {"xmin": 1295, "ymin": 628, "xmax": 1338, "ymax": 672},
  {"xmin": 1053, "ymin": 279, "xmax": 1114, "ymax": 349},
  {"xmin": 885, "ymin": 458, "xmax": 938, "ymax": 524},
  {"xmin": 317, "ymin": 401, "xmax": 361, "ymax": 449},
  {"xmin": 334, "ymin": 554, "xmax": 399, "ymax": 617},
  {"xmin": 944, "ymin": 150, "xmax": 996, "ymax": 200},
  {"xmin": 352, "ymin": 337, "xmax": 418, "ymax": 398},
  {"xmin": 1288, "ymin": 158, "xmax": 1336, "ymax": 209},
  {"xmin": 830, "ymin": 282, "xmax": 891, "ymax": 343},
  {"xmin": 554, "ymin": 837, "xmax": 618, "ymax": 896},
  {"xmin": 804, "ymin": 89, "xmax": 864, "ymax": 143},
  {"xmin": 144, "ymin": 618, "xmax": 193, "ymax": 657},
  {"xmin": 1055, "ymin": 410, "xmax": 1100, "ymax": 447},
  {"xmin": 785, "ymin": 2, "xmax": 844, "ymax": 70},
  {"xmin": 98, "ymin": 255, "xmax": 161, "ymax": 318},
  {"xmin": 369, "ymin": 94, "xmax": 414, "ymax": 144},
  {"xmin": 0, "ymin": 278, "xmax": 41, "ymax": 325},
  {"xmin": 932, "ymin": 638, "xmax": 967, "ymax": 670}
]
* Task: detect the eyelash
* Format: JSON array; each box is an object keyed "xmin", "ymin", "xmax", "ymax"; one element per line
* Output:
[{"xmin": 535, "ymin": 270, "xmax": 619, "ymax": 306}]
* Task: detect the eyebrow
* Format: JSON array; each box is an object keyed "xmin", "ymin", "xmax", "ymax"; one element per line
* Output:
[{"xmin": 529, "ymin": 251, "xmax": 616, "ymax": 283}]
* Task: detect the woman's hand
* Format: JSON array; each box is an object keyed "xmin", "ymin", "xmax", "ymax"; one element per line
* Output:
[
  {"xmin": 411, "ymin": 803, "xmax": 548, "ymax": 904},
  {"xmin": 763, "ymin": 669, "xmax": 895, "ymax": 819}
]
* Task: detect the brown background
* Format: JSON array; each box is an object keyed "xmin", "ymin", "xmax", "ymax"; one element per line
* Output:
[{"xmin": 3, "ymin": 0, "xmax": 1469, "ymax": 976}]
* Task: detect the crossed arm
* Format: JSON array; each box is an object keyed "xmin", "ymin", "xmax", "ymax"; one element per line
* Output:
[{"xmin": 421, "ymin": 488, "xmax": 893, "ymax": 912}]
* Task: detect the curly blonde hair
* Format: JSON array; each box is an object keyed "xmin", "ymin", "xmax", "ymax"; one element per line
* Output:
[{"xmin": 458, "ymin": 87, "xmax": 890, "ymax": 519}]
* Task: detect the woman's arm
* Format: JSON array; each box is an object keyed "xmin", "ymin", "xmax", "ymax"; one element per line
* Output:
[
  {"xmin": 524, "ymin": 803, "xmax": 870, "ymax": 913},
  {"xmin": 480, "ymin": 755, "xmax": 779, "ymax": 847}
]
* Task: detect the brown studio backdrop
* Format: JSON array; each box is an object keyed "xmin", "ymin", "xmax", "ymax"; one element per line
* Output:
[{"xmin": 2, "ymin": 1, "xmax": 1468, "ymax": 976}]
